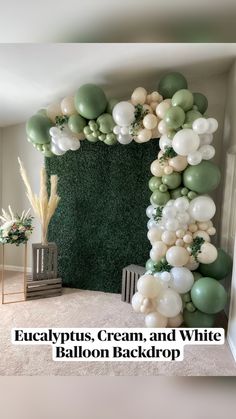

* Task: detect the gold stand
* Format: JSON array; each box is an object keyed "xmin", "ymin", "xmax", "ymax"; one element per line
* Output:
[{"xmin": 1, "ymin": 243, "xmax": 27, "ymax": 304}]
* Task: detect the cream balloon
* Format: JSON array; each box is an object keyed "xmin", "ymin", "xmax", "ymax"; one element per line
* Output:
[
  {"xmin": 167, "ymin": 313, "xmax": 183, "ymax": 327},
  {"xmin": 158, "ymin": 120, "xmax": 168, "ymax": 135},
  {"xmin": 156, "ymin": 288, "xmax": 182, "ymax": 318},
  {"xmin": 145, "ymin": 311, "xmax": 168, "ymax": 328},
  {"xmin": 137, "ymin": 128, "xmax": 152, "ymax": 143},
  {"xmin": 137, "ymin": 275, "xmax": 163, "ymax": 298},
  {"xmin": 166, "ymin": 246, "xmax": 189, "ymax": 267},
  {"xmin": 193, "ymin": 230, "xmax": 210, "ymax": 242},
  {"xmin": 188, "ymin": 196, "xmax": 216, "ymax": 222},
  {"xmin": 170, "ymin": 267, "xmax": 194, "ymax": 293},
  {"xmin": 185, "ymin": 255, "xmax": 199, "ymax": 271},
  {"xmin": 131, "ymin": 87, "xmax": 147, "ymax": 105},
  {"xmin": 150, "ymin": 242, "xmax": 168, "ymax": 262},
  {"xmin": 197, "ymin": 243, "xmax": 218, "ymax": 264},
  {"xmin": 131, "ymin": 292, "xmax": 144, "ymax": 313},
  {"xmin": 47, "ymin": 101, "xmax": 62, "ymax": 122},
  {"xmin": 61, "ymin": 96, "xmax": 76, "ymax": 115},
  {"xmin": 172, "ymin": 129, "xmax": 200, "ymax": 156},
  {"xmin": 150, "ymin": 160, "xmax": 166, "ymax": 177},
  {"xmin": 143, "ymin": 114, "xmax": 158, "ymax": 130},
  {"xmin": 169, "ymin": 155, "xmax": 188, "ymax": 172},
  {"xmin": 147, "ymin": 227, "xmax": 163, "ymax": 243},
  {"xmin": 156, "ymin": 99, "xmax": 171, "ymax": 119},
  {"xmin": 161, "ymin": 231, "xmax": 176, "ymax": 246}
]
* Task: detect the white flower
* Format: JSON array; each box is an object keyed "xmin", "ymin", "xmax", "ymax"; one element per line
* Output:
[
  {"xmin": 2, "ymin": 230, "xmax": 9, "ymax": 237},
  {"xmin": 12, "ymin": 235, "xmax": 18, "ymax": 240},
  {"xmin": 0, "ymin": 220, "xmax": 16, "ymax": 231}
]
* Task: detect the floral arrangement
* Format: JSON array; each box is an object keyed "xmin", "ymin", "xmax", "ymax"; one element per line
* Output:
[{"xmin": 0, "ymin": 207, "xmax": 33, "ymax": 246}]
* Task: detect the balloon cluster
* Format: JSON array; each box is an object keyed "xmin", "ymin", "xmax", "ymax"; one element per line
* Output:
[{"xmin": 132, "ymin": 72, "xmax": 232, "ymax": 328}]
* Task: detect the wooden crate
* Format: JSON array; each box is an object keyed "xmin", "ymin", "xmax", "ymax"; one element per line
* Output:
[
  {"xmin": 26, "ymin": 277, "xmax": 62, "ymax": 300},
  {"xmin": 32, "ymin": 242, "xmax": 57, "ymax": 280},
  {"xmin": 121, "ymin": 264, "xmax": 145, "ymax": 303}
]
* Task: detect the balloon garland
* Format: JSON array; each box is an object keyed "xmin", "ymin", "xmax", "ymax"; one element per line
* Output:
[{"xmin": 26, "ymin": 71, "xmax": 232, "ymax": 328}]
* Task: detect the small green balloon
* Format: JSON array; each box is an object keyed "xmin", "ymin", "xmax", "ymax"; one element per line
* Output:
[
  {"xmin": 159, "ymin": 184, "xmax": 168, "ymax": 192},
  {"xmin": 68, "ymin": 114, "xmax": 87, "ymax": 134},
  {"xmin": 182, "ymin": 292, "xmax": 191, "ymax": 303},
  {"xmin": 191, "ymin": 277, "xmax": 227, "ymax": 314},
  {"xmin": 181, "ymin": 187, "xmax": 189, "ymax": 196},
  {"xmin": 106, "ymin": 98, "xmax": 119, "ymax": 114},
  {"xmin": 26, "ymin": 114, "xmax": 53, "ymax": 145},
  {"xmin": 183, "ymin": 161, "xmax": 221, "ymax": 194},
  {"xmin": 151, "ymin": 190, "xmax": 170, "ymax": 206},
  {"xmin": 104, "ymin": 133, "xmax": 117, "ymax": 145},
  {"xmin": 186, "ymin": 302, "xmax": 196, "ymax": 312},
  {"xmin": 158, "ymin": 72, "xmax": 188, "ymax": 99},
  {"xmin": 146, "ymin": 259, "xmax": 155, "ymax": 272},
  {"xmin": 164, "ymin": 106, "xmax": 185, "ymax": 130},
  {"xmin": 192, "ymin": 272, "xmax": 202, "ymax": 281},
  {"xmin": 183, "ymin": 309, "xmax": 215, "ymax": 328},
  {"xmin": 86, "ymin": 134, "xmax": 98, "ymax": 143},
  {"xmin": 171, "ymin": 89, "xmax": 194, "ymax": 111},
  {"xmin": 170, "ymin": 187, "xmax": 183, "ymax": 199},
  {"xmin": 199, "ymin": 249, "xmax": 232, "ymax": 280},
  {"xmin": 187, "ymin": 191, "xmax": 198, "ymax": 200},
  {"xmin": 193, "ymin": 92, "xmax": 208, "ymax": 114},
  {"xmin": 148, "ymin": 176, "xmax": 162, "ymax": 192},
  {"xmin": 97, "ymin": 113, "xmax": 115, "ymax": 134},
  {"xmin": 162, "ymin": 172, "xmax": 182, "ymax": 190},
  {"xmin": 183, "ymin": 109, "xmax": 202, "ymax": 129},
  {"xmin": 75, "ymin": 84, "xmax": 107, "ymax": 119}
]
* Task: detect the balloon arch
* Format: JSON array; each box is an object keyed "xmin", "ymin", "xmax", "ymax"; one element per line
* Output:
[{"xmin": 26, "ymin": 72, "xmax": 232, "ymax": 328}]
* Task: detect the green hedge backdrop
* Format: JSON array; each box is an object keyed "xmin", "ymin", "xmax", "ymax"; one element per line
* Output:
[{"xmin": 46, "ymin": 139, "xmax": 160, "ymax": 293}]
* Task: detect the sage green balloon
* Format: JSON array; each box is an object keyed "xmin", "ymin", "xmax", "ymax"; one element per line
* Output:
[
  {"xmin": 162, "ymin": 172, "xmax": 182, "ymax": 190},
  {"xmin": 199, "ymin": 249, "xmax": 232, "ymax": 280},
  {"xmin": 164, "ymin": 106, "xmax": 185, "ymax": 130},
  {"xmin": 148, "ymin": 176, "xmax": 162, "ymax": 192},
  {"xmin": 171, "ymin": 89, "xmax": 194, "ymax": 111},
  {"xmin": 158, "ymin": 72, "xmax": 188, "ymax": 99},
  {"xmin": 68, "ymin": 114, "xmax": 87, "ymax": 134},
  {"xmin": 26, "ymin": 114, "xmax": 53, "ymax": 144},
  {"xmin": 104, "ymin": 133, "xmax": 117, "ymax": 145},
  {"xmin": 193, "ymin": 92, "xmax": 208, "ymax": 114},
  {"xmin": 75, "ymin": 84, "xmax": 107, "ymax": 119},
  {"xmin": 145, "ymin": 259, "xmax": 155, "ymax": 272},
  {"xmin": 191, "ymin": 277, "xmax": 227, "ymax": 314},
  {"xmin": 106, "ymin": 98, "xmax": 119, "ymax": 114},
  {"xmin": 192, "ymin": 272, "xmax": 202, "ymax": 281},
  {"xmin": 170, "ymin": 187, "xmax": 183, "ymax": 199},
  {"xmin": 151, "ymin": 190, "xmax": 170, "ymax": 206},
  {"xmin": 183, "ymin": 109, "xmax": 202, "ymax": 128},
  {"xmin": 37, "ymin": 108, "xmax": 47, "ymax": 117},
  {"xmin": 183, "ymin": 309, "xmax": 215, "ymax": 328},
  {"xmin": 97, "ymin": 113, "xmax": 115, "ymax": 134},
  {"xmin": 183, "ymin": 161, "xmax": 221, "ymax": 194}
]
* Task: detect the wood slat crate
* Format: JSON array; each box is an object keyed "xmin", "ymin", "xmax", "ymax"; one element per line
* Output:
[
  {"xmin": 32, "ymin": 242, "xmax": 57, "ymax": 281},
  {"xmin": 121, "ymin": 264, "xmax": 145, "ymax": 303},
  {"xmin": 26, "ymin": 276, "xmax": 62, "ymax": 300}
]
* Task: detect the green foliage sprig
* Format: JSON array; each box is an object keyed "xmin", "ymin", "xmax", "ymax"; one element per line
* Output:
[
  {"xmin": 159, "ymin": 146, "xmax": 177, "ymax": 164},
  {"xmin": 154, "ymin": 258, "xmax": 172, "ymax": 273},
  {"xmin": 154, "ymin": 206, "xmax": 163, "ymax": 222},
  {"xmin": 130, "ymin": 104, "xmax": 148, "ymax": 136},
  {"xmin": 189, "ymin": 237, "xmax": 205, "ymax": 261},
  {"xmin": 55, "ymin": 115, "xmax": 69, "ymax": 129}
]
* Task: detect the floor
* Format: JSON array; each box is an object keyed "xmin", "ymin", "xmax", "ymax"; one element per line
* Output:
[{"xmin": 0, "ymin": 271, "xmax": 236, "ymax": 376}]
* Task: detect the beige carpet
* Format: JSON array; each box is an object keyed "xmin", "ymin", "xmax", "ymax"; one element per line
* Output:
[{"xmin": 0, "ymin": 271, "xmax": 236, "ymax": 376}]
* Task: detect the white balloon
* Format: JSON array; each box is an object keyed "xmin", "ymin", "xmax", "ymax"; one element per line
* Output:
[
  {"xmin": 162, "ymin": 206, "xmax": 177, "ymax": 219},
  {"xmin": 165, "ymin": 219, "xmax": 179, "ymax": 231},
  {"xmin": 160, "ymin": 271, "xmax": 172, "ymax": 283},
  {"xmin": 206, "ymin": 118, "xmax": 218, "ymax": 134},
  {"xmin": 166, "ymin": 246, "xmax": 189, "ymax": 267},
  {"xmin": 113, "ymin": 125, "xmax": 121, "ymax": 135},
  {"xmin": 198, "ymin": 145, "xmax": 215, "ymax": 160},
  {"xmin": 174, "ymin": 197, "xmax": 189, "ymax": 212},
  {"xmin": 146, "ymin": 205, "xmax": 154, "ymax": 219},
  {"xmin": 172, "ymin": 129, "xmax": 200, "ymax": 156},
  {"xmin": 170, "ymin": 267, "xmax": 194, "ymax": 293},
  {"xmin": 51, "ymin": 143, "xmax": 66, "ymax": 156},
  {"xmin": 187, "ymin": 151, "xmax": 202, "ymax": 166},
  {"xmin": 117, "ymin": 134, "xmax": 132, "ymax": 145},
  {"xmin": 192, "ymin": 118, "xmax": 209, "ymax": 134},
  {"xmin": 188, "ymin": 196, "xmax": 216, "ymax": 222},
  {"xmin": 147, "ymin": 219, "xmax": 157, "ymax": 229},
  {"xmin": 199, "ymin": 133, "xmax": 213, "ymax": 145},
  {"xmin": 49, "ymin": 127, "xmax": 62, "ymax": 138},
  {"xmin": 131, "ymin": 292, "xmax": 144, "ymax": 313},
  {"xmin": 166, "ymin": 200, "xmax": 175, "ymax": 207},
  {"xmin": 177, "ymin": 212, "xmax": 190, "ymax": 225},
  {"xmin": 156, "ymin": 289, "xmax": 182, "ymax": 318},
  {"xmin": 57, "ymin": 136, "xmax": 73, "ymax": 151},
  {"xmin": 112, "ymin": 101, "xmax": 135, "ymax": 127},
  {"xmin": 70, "ymin": 139, "xmax": 81, "ymax": 151},
  {"xmin": 137, "ymin": 275, "xmax": 163, "ymax": 298},
  {"xmin": 159, "ymin": 135, "xmax": 172, "ymax": 151},
  {"xmin": 145, "ymin": 311, "xmax": 168, "ymax": 328},
  {"xmin": 120, "ymin": 126, "xmax": 130, "ymax": 135}
]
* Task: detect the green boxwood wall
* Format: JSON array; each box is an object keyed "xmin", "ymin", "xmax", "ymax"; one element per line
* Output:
[{"xmin": 46, "ymin": 139, "xmax": 159, "ymax": 293}]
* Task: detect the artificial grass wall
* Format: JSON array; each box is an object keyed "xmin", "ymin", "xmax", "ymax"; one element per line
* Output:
[{"xmin": 46, "ymin": 139, "xmax": 159, "ymax": 293}]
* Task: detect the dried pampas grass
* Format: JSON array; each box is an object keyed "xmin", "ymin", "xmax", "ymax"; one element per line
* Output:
[{"xmin": 18, "ymin": 158, "xmax": 60, "ymax": 244}]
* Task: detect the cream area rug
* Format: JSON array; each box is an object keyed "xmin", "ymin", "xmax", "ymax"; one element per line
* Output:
[{"xmin": 0, "ymin": 271, "xmax": 235, "ymax": 376}]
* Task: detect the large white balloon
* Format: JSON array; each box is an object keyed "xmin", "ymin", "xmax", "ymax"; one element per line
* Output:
[
  {"xmin": 172, "ymin": 129, "xmax": 200, "ymax": 156},
  {"xmin": 137, "ymin": 275, "xmax": 162, "ymax": 298},
  {"xmin": 170, "ymin": 267, "xmax": 194, "ymax": 293},
  {"xmin": 145, "ymin": 311, "xmax": 168, "ymax": 328},
  {"xmin": 159, "ymin": 135, "xmax": 172, "ymax": 151},
  {"xmin": 192, "ymin": 118, "xmax": 209, "ymax": 134},
  {"xmin": 187, "ymin": 151, "xmax": 202, "ymax": 166},
  {"xmin": 156, "ymin": 289, "xmax": 182, "ymax": 318},
  {"xmin": 188, "ymin": 196, "xmax": 216, "ymax": 222},
  {"xmin": 112, "ymin": 101, "xmax": 135, "ymax": 127}
]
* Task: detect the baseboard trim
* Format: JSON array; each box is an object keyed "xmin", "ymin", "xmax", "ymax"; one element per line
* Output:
[
  {"xmin": 227, "ymin": 334, "xmax": 236, "ymax": 362},
  {"xmin": 0, "ymin": 264, "xmax": 31, "ymax": 274}
]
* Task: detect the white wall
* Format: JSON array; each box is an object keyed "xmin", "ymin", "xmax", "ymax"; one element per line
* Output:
[
  {"xmin": 1, "ymin": 123, "xmax": 43, "ymax": 269},
  {"xmin": 224, "ymin": 60, "xmax": 236, "ymax": 360}
]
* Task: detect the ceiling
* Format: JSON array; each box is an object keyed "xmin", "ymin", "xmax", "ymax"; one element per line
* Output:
[{"xmin": 0, "ymin": 43, "xmax": 236, "ymax": 127}]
